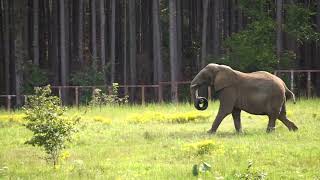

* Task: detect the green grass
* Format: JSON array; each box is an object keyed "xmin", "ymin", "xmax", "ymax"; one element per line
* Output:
[{"xmin": 0, "ymin": 99, "xmax": 320, "ymax": 179}]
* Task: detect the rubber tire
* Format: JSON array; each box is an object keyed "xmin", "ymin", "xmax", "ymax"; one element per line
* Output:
[{"xmin": 194, "ymin": 97, "xmax": 208, "ymax": 111}]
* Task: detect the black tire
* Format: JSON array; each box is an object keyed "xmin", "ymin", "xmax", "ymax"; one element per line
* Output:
[{"xmin": 194, "ymin": 97, "xmax": 208, "ymax": 111}]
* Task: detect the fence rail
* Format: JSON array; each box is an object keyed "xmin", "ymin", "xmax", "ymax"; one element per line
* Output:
[
  {"xmin": 0, "ymin": 81, "xmax": 198, "ymax": 111},
  {"xmin": 1, "ymin": 70, "xmax": 320, "ymax": 111}
]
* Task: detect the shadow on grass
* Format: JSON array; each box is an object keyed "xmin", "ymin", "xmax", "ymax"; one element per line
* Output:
[{"xmin": 214, "ymin": 130, "xmax": 265, "ymax": 138}]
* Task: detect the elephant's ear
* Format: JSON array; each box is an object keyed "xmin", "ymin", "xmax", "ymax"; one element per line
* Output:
[{"xmin": 213, "ymin": 66, "xmax": 237, "ymax": 91}]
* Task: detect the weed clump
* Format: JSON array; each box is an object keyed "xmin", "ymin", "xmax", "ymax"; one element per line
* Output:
[
  {"xmin": 127, "ymin": 111, "xmax": 210, "ymax": 124},
  {"xmin": 184, "ymin": 140, "xmax": 225, "ymax": 156},
  {"xmin": 0, "ymin": 114, "xmax": 25, "ymax": 124},
  {"xmin": 92, "ymin": 116, "xmax": 112, "ymax": 125},
  {"xmin": 235, "ymin": 161, "xmax": 267, "ymax": 180}
]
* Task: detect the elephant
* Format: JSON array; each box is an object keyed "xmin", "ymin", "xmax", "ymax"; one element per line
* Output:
[{"xmin": 190, "ymin": 63, "xmax": 298, "ymax": 134}]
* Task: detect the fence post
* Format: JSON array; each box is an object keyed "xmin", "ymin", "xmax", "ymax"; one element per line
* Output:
[
  {"xmin": 75, "ymin": 87, "xmax": 79, "ymax": 108},
  {"xmin": 307, "ymin": 71, "xmax": 311, "ymax": 98},
  {"xmin": 175, "ymin": 82, "xmax": 178, "ymax": 103},
  {"xmin": 24, "ymin": 95, "xmax": 27, "ymax": 104},
  {"xmin": 158, "ymin": 84, "xmax": 163, "ymax": 103},
  {"xmin": 92, "ymin": 87, "xmax": 96, "ymax": 97},
  {"xmin": 290, "ymin": 70, "xmax": 294, "ymax": 92},
  {"xmin": 141, "ymin": 86, "xmax": 145, "ymax": 105},
  {"xmin": 208, "ymin": 86, "xmax": 212, "ymax": 100},
  {"xmin": 7, "ymin": 96, "xmax": 11, "ymax": 112},
  {"xmin": 108, "ymin": 86, "xmax": 112, "ymax": 95},
  {"xmin": 124, "ymin": 85, "xmax": 128, "ymax": 96},
  {"xmin": 58, "ymin": 87, "xmax": 62, "ymax": 99}
]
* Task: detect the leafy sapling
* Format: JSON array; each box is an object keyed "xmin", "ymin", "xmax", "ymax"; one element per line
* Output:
[{"xmin": 23, "ymin": 85, "xmax": 79, "ymax": 167}]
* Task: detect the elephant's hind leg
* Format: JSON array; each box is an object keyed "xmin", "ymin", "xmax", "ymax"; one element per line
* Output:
[
  {"xmin": 266, "ymin": 114, "xmax": 277, "ymax": 133},
  {"xmin": 232, "ymin": 108, "xmax": 242, "ymax": 133},
  {"xmin": 278, "ymin": 104, "xmax": 298, "ymax": 131}
]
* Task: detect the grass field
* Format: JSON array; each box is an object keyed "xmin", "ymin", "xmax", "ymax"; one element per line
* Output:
[{"xmin": 0, "ymin": 99, "xmax": 320, "ymax": 179}]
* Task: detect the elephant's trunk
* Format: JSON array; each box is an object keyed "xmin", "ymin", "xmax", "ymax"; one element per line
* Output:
[{"xmin": 190, "ymin": 84, "xmax": 198, "ymax": 103}]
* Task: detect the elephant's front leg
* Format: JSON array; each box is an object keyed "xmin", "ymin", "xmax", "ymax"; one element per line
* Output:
[
  {"xmin": 208, "ymin": 108, "xmax": 230, "ymax": 134},
  {"xmin": 208, "ymin": 103, "xmax": 233, "ymax": 134}
]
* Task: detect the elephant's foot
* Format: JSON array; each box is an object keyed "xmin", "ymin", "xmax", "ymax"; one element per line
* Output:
[
  {"xmin": 266, "ymin": 126, "xmax": 275, "ymax": 133},
  {"xmin": 289, "ymin": 124, "xmax": 298, "ymax": 131},
  {"xmin": 236, "ymin": 129, "xmax": 243, "ymax": 134},
  {"xmin": 207, "ymin": 129, "xmax": 216, "ymax": 134}
]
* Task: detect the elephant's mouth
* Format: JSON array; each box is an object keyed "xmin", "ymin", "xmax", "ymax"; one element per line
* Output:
[{"xmin": 194, "ymin": 97, "xmax": 208, "ymax": 111}]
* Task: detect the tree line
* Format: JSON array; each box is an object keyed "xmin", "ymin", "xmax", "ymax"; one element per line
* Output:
[{"xmin": 0, "ymin": 0, "xmax": 320, "ymax": 106}]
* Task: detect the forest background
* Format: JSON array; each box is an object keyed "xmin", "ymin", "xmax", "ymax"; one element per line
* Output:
[{"xmin": 1, "ymin": 0, "xmax": 320, "ymax": 106}]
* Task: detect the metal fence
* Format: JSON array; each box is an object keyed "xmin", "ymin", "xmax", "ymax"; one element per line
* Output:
[
  {"xmin": 1, "ymin": 70, "xmax": 320, "ymax": 111},
  {"xmin": 274, "ymin": 70, "xmax": 320, "ymax": 98}
]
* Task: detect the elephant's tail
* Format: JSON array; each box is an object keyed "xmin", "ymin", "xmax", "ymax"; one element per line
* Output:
[{"xmin": 285, "ymin": 86, "xmax": 296, "ymax": 104}]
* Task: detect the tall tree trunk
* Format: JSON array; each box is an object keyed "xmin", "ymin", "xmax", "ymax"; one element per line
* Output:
[
  {"xmin": 230, "ymin": 0, "xmax": 236, "ymax": 33},
  {"xmin": 33, "ymin": 0, "xmax": 39, "ymax": 66},
  {"xmin": 201, "ymin": 0, "xmax": 209, "ymax": 68},
  {"xmin": 169, "ymin": 0, "xmax": 178, "ymax": 102},
  {"xmin": 13, "ymin": 0, "xmax": 24, "ymax": 106},
  {"xmin": 152, "ymin": 0, "xmax": 162, "ymax": 85},
  {"xmin": 100, "ymin": 0, "xmax": 106, "ymax": 83},
  {"xmin": 176, "ymin": 0, "xmax": 182, "ymax": 80},
  {"xmin": 59, "ymin": 0, "xmax": 68, "ymax": 103},
  {"xmin": 23, "ymin": 0, "xmax": 29, "ymax": 62},
  {"xmin": 77, "ymin": 0, "xmax": 84, "ymax": 65},
  {"xmin": 213, "ymin": 0, "xmax": 220, "ymax": 58},
  {"xmin": 110, "ymin": 0, "xmax": 116, "ymax": 84},
  {"xmin": 0, "ymin": 0, "xmax": 3, "ymax": 95},
  {"xmin": 237, "ymin": 0, "xmax": 243, "ymax": 31},
  {"xmin": 123, "ymin": 0, "xmax": 127, "ymax": 86},
  {"xmin": 129, "ymin": 0, "xmax": 136, "ymax": 88},
  {"xmin": 91, "ymin": 0, "xmax": 97, "ymax": 70},
  {"xmin": 99, "ymin": 0, "xmax": 106, "ymax": 68},
  {"xmin": 276, "ymin": 0, "xmax": 283, "ymax": 68},
  {"xmin": 48, "ymin": 0, "xmax": 59, "ymax": 85},
  {"xmin": 224, "ymin": 0, "xmax": 230, "ymax": 38},
  {"xmin": 316, "ymin": 0, "xmax": 320, "ymax": 96},
  {"xmin": 3, "ymin": 0, "xmax": 10, "ymax": 95}
]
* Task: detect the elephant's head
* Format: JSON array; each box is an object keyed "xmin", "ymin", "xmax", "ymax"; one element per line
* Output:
[{"xmin": 190, "ymin": 64, "xmax": 237, "ymax": 110}]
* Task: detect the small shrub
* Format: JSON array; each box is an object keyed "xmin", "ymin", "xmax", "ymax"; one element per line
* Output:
[
  {"xmin": 127, "ymin": 111, "xmax": 210, "ymax": 124},
  {"xmin": 23, "ymin": 85, "xmax": 79, "ymax": 167},
  {"xmin": 90, "ymin": 83, "xmax": 129, "ymax": 106},
  {"xmin": 184, "ymin": 140, "xmax": 225, "ymax": 156}
]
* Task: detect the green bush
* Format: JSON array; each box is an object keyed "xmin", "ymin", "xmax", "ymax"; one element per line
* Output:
[
  {"xmin": 23, "ymin": 85, "xmax": 79, "ymax": 167},
  {"xmin": 70, "ymin": 67, "xmax": 105, "ymax": 104},
  {"xmin": 285, "ymin": 3, "xmax": 320, "ymax": 42},
  {"xmin": 215, "ymin": 0, "xmax": 318, "ymax": 72},
  {"xmin": 23, "ymin": 64, "xmax": 48, "ymax": 94}
]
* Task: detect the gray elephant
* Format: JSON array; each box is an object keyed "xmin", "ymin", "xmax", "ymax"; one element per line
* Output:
[{"xmin": 190, "ymin": 63, "xmax": 298, "ymax": 133}]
